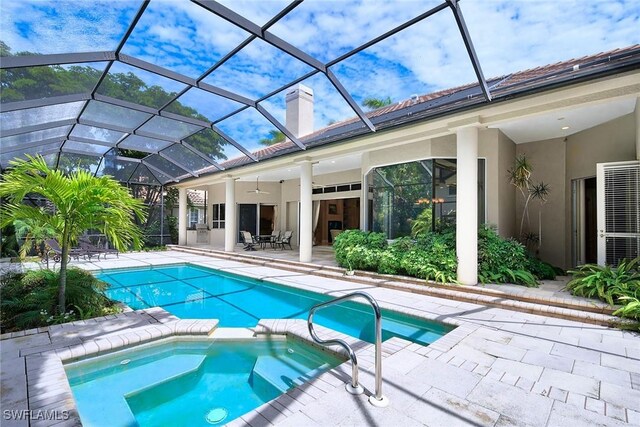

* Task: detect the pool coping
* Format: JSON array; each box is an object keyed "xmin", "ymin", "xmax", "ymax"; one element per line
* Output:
[
  {"xmin": 1, "ymin": 305, "xmax": 476, "ymax": 427},
  {"xmin": 167, "ymin": 246, "xmax": 620, "ymax": 326},
  {"xmin": 4, "ymin": 254, "xmax": 640, "ymax": 426},
  {"xmin": 94, "ymin": 262, "xmax": 462, "ymax": 337},
  {"xmin": 0, "ymin": 258, "xmax": 475, "ymax": 427}
]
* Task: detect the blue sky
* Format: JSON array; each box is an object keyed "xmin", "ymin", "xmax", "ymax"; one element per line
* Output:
[{"xmin": 2, "ymin": 0, "xmax": 639, "ymax": 154}]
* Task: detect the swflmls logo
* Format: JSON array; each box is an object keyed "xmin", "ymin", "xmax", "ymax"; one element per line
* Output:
[{"xmin": 3, "ymin": 410, "xmax": 70, "ymax": 421}]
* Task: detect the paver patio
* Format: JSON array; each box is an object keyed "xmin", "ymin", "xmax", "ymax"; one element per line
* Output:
[{"xmin": 1, "ymin": 250, "xmax": 639, "ymax": 426}]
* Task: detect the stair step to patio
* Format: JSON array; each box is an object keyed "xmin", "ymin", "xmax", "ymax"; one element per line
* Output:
[{"xmin": 168, "ymin": 245, "xmax": 621, "ymax": 327}]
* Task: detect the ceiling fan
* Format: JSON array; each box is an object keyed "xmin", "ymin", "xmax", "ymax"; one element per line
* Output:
[{"xmin": 247, "ymin": 177, "xmax": 270, "ymax": 194}]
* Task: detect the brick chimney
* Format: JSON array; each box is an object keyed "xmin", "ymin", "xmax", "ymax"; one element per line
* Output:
[{"xmin": 285, "ymin": 84, "xmax": 314, "ymax": 138}]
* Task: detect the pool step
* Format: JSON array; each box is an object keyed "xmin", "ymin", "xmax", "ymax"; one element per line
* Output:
[
  {"xmin": 67, "ymin": 354, "xmax": 206, "ymax": 427},
  {"xmin": 169, "ymin": 245, "xmax": 620, "ymax": 327},
  {"xmin": 123, "ymin": 354, "xmax": 206, "ymax": 399},
  {"xmin": 249, "ymin": 355, "xmax": 329, "ymax": 401}
]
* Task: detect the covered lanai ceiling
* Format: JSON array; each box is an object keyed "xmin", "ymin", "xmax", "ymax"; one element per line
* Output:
[{"xmin": 1, "ymin": 1, "xmax": 638, "ymax": 186}]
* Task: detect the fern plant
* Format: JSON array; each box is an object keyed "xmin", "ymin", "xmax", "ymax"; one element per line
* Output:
[
  {"xmin": 1, "ymin": 268, "xmax": 117, "ymax": 332},
  {"xmin": 613, "ymin": 296, "xmax": 640, "ymax": 321},
  {"xmin": 566, "ymin": 257, "xmax": 640, "ymax": 305}
]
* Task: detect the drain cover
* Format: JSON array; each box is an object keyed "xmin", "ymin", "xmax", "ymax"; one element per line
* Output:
[
  {"xmin": 120, "ymin": 359, "xmax": 131, "ymax": 365},
  {"xmin": 205, "ymin": 408, "xmax": 228, "ymax": 424}
]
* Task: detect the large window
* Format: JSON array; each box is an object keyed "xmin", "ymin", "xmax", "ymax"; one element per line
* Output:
[
  {"xmin": 212, "ymin": 203, "xmax": 225, "ymax": 229},
  {"xmin": 367, "ymin": 159, "xmax": 485, "ymax": 239},
  {"xmin": 189, "ymin": 207, "xmax": 200, "ymax": 229}
]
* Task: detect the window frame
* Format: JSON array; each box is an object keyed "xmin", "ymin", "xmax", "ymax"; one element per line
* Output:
[{"xmin": 212, "ymin": 203, "xmax": 226, "ymax": 229}]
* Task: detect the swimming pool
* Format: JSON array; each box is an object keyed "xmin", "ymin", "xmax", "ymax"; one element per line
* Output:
[
  {"xmin": 97, "ymin": 264, "xmax": 454, "ymax": 346},
  {"xmin": 66, "ymin": 337, "xmax": 342, "ymax": 426}
]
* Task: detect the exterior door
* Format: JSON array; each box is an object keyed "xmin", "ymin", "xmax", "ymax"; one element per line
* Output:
[
  {"xmin": 238, "ymin": 203, "xmax": 257, "ymax": 242},
  {"xmin": 596, "ymin": 161, "xmax": 640, "ymax": 266},
  {"xmin": 286, "ymin": 201, "xmax": 299, "ymax": 246}
]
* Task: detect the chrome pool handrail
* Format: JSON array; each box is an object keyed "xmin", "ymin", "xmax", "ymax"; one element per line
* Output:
[{"xmin": 307, "ymin": 291, "xmax": 388, "ymax": 406}]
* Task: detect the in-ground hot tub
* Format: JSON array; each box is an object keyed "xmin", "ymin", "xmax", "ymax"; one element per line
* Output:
[{"xmin": 65, "ymin": 337, "xmax": 343, "ymax": 426}]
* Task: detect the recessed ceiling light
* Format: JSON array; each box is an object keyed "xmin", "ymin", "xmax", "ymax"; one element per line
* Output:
[
  {"xmin": 287, "ymin": 169, "xmax": 291, "ymax": 172},
  {"xmin": 561, "ymin": 126, "xmax": 570, "ymax": 130},
  {"xmin": 331, "ymin": 160, "xmax": 336, "ymax": 164}
]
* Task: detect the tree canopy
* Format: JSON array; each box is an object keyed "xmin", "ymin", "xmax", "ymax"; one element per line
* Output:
[
  {"xmin": 0, "ymin": 42, "xmax": 229, "ymax": 162},
  {"xmin": 259, "ymin": 130, "xmax": 286, "ymax": 146},
  {"xmin": 362, "ymin": 96, "xmax": 393, "ymax": 110},
  {"xmin": 0, "ymin": 155, "xmax": 147, "ymax": 312}
]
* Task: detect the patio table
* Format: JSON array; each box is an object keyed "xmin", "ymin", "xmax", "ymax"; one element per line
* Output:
[{"xmin": 257, "ymin": 235, "xmax": 272, "ymax": 249}]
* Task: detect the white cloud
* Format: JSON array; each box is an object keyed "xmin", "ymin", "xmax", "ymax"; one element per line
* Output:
[
  {"xmin": 463, "ymin": 0, "xmax": 640, "ymax": 78},
  {"xmin": 202, "ymin": 38, "xmax": 313, "ymax": 100},
  {"xmin": 3, "ymin": 0, "xmax": 639, "ymax": 151},
  {"xmin": 216, "ymin": 0, "xmax": 291, "ymax": 26},
  {"xmin": 1, "ymin": 0, "xmax": 139, "ymax": 54}
]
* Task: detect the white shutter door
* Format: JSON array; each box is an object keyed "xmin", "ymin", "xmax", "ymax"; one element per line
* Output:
[{"xmin": 597, "ymin": 161, "xmax": 640, "ymax": 266}]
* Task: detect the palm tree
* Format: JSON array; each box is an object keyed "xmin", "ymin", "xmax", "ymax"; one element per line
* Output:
[
  {"xmin": 0, "ymin": 156, "xmax": 146, "ymax": 313},
  {"xmin": 507, "ymin": 154, "xmax": 550, "ymax": 248},
  {"xmin": 259, "ymin": 130, "xmax": 286, "ymax": 146},
  {"xmin": 362, "ymin": 97, "xmax": 393, "ymax": 110}
]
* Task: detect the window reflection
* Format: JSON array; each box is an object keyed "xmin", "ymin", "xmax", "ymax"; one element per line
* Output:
[{"xmin": 368, "ymin": 158, "xmax": 485, "ymax": 239}]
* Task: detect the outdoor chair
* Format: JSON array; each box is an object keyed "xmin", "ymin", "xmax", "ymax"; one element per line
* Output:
[
  {"xmin": 269, "ymin": 230, "xmax": 281, "ymax": 249},
  {"xmin": 276, "ymin": 230, "xmax": 293, "ymax": 250},
  {"xmin": 79, "ymin": 237, "xmax": 119, "ymax": 259},
  {"xmin": 44, "ymin": 239, "xmax": 90, "ymax": 263},
  {"xmin": 241, "ymin": 231, "xmax": 257, "ymax": 251}
]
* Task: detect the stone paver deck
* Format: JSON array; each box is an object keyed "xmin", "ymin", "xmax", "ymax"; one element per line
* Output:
[{"xmin": 1, "ymin": 250, "xmax": 639, "ymax": 426}]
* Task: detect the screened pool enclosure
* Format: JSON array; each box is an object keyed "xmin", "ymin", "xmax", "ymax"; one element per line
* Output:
[{"xmin": 1, "ymin": 0, "xmax": 492, "ymax": 187}]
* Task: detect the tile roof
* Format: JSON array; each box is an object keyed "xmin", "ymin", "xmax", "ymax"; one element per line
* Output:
[
  {"xmin": 217, "ymin": 44, "xmax": 640, "ymax": 171},
  {"xmin": 187, "ymin": 189, "xmax": 205, "ymax": 206}
]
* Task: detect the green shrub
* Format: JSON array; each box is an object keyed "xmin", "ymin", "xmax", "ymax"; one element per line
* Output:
[
  {"xmin": 566, "ymin": 257, "xmax": 640, "ymax": 305},
  {"xmin": 399, "ymin": 248, "xmax": 457, "ymax": 283},
  {"xmin": 333, "ymin": 226, "xmax": 544, "ymax": 287},
  {"xmin": 377, "ymin": 250, "xmax": 403, "ymax": 275},
  {"xmin": 344, "ymin": 246, "xmax": 383, "ymax": 271},
  {"xmin": 477, "ymin": 226, "xmax": 538, "ymax": 287},
  {"xmin": 613, "ymin": 296, "xmax": 640, "ymax": 321},
  {"xmin": 526, "ymin": 256, "xmax": 557, "ymax": 280},
  {"xmin": 334, "ymin": 230, "xmax": 387, "ymax": 269},
  {"xmin": 0, "ymin": 268, "xmax": 119, "ymax": 332},
  {"xmin": 334, "ymin": 229, "xmax": 370, "ymax": 267}
]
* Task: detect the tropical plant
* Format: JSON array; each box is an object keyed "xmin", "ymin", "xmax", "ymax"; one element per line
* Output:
[
  {"xmin": 13, "ymin": 218, "xmax": 56, "ymax": 259},
  {"xmin": 612, "ymin": 296, "xmax": 640, "ymax": 321},
  {"xmin": 0, "ymin": 156, "xmax": 146, "ymax": 313},
  {"xmin": 0, "ymin": 223, "xmax": 19, "ymax": 258},
  {"xmin": 476, "ymin": 226, "xmax": 539, "ymax": 287},
  {"xmin": 362, "ymin": 96, "xmax": 393, "ymax": 110},
  {"xmin": 566, "ymin": 257, "xmax": 640, "ymax": 305},
  {"xmin": 0, "ymin": 268, "xmax": 118, "ymax": 332},
  {"xmin": 259, "ymin": 130, "xmax": 286, "ymax": 146},
  {"xmin": 162, "ymin": 187, "xmax": 179, "ymax": 244},
  {"xmin": 508, "ymin": 155, "xmax": 550, "ymax": 249},
  {"xmin": 410, "ymin": 207, "xmax": 433, "ymax": 237},
  {"xmin": 333, "ymin": 227, "xmax": 543, "ymax": 286},
  {"xmin": 526, "ymin": 255, "xmax": 557, "ymax": 280}
]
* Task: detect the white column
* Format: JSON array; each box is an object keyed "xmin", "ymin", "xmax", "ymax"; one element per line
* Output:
[
  {"xmin": 635, "ymin": 96, "xmax": 640, "ymax": 160},
  {"xmin": 360, "ymin": 152, "xmax": 370, "ymax": 231},
  {"xmin": 456, "ymin": 127, "xmax": 479, "ymax": 285},
  {"xmin": 224, "ymin": 177, "xmax": 236, "ymax": 252},
  {"xmin": 178, "ymin": 187, "xmax": 187, "ymax": 245},
  {"xmin": 299, "ymin": 160, "xmax": 313, "ymax": 262}
]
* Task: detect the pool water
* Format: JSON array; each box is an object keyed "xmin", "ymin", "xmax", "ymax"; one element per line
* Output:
[
  {"xmin": 65, "ymin": 338, "xmax": 342, "ymax": 426},
  {"xmin": 97, "ymin": 264, "xmax": 454, "ymax": 346}
]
